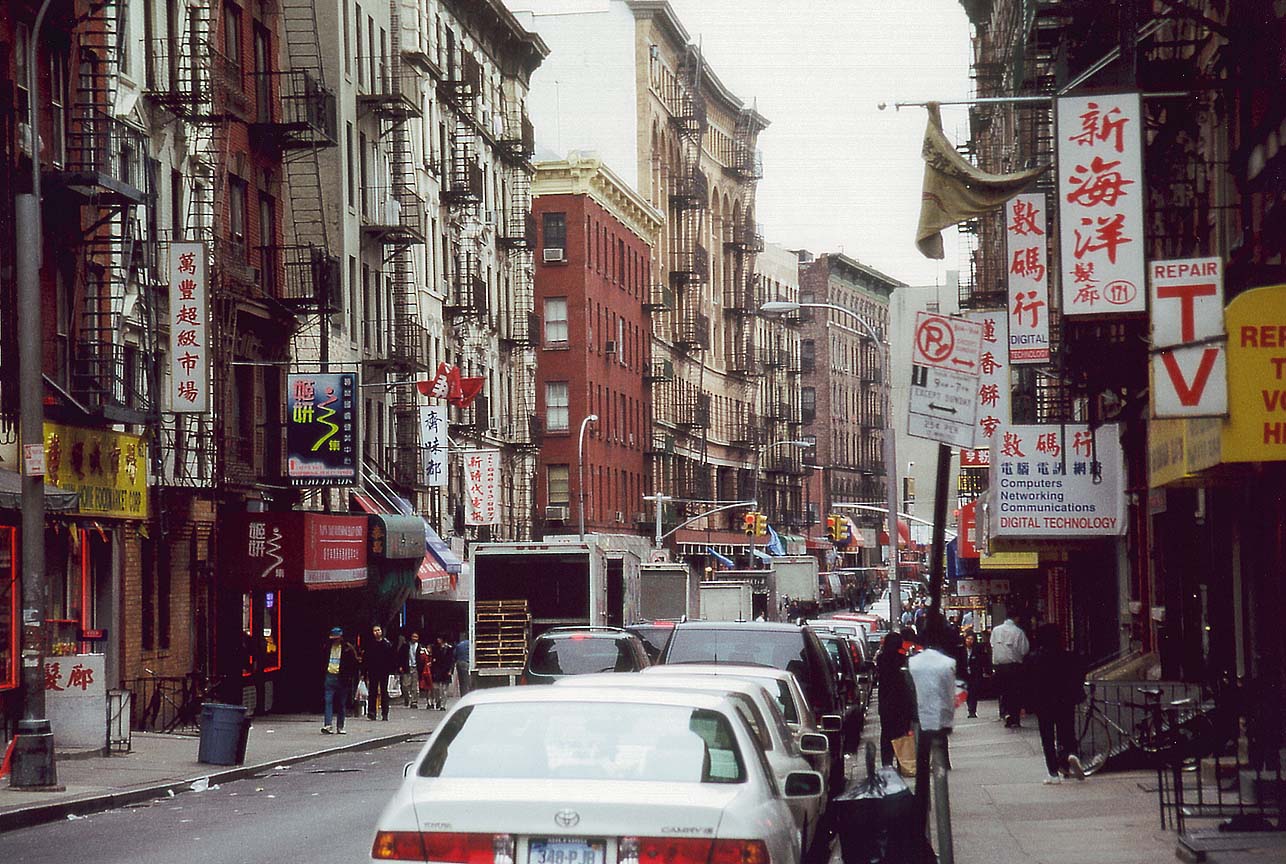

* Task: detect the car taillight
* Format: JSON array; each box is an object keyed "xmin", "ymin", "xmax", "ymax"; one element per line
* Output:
[
  {"xmin": 372, "ymin": 832, "xmax": 511, "ymax": 863},
  {"xmin": 619, "ymin": 837, "xmax": 768, "ymax": 864}
]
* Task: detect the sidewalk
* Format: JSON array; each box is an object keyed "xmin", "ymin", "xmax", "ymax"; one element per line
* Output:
[
  {"xmin": 947, "ymin": 709, "xmax": 1177, "ymax": 864},
  {"xmin": 0, "ymin": 702, "xmax": 447, "ymax": 833}
]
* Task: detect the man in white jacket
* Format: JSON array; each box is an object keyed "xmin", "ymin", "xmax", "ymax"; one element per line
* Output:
[{"xmin": 990, "ymin": 617, "xmax": 1030, "ymax": 727}]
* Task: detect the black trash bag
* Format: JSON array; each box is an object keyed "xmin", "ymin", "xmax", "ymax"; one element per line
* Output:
[{"xmin": 833, "ymin": 743, "xmax": 933, "ymax": 864}]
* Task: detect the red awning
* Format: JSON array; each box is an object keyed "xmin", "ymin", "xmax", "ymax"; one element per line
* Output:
[
  {"xmin": 417, "ymin": 553, "xmax": 452, "ymax": 594},
  {"xmin": 351, "ymin": 492, "xmax": 382, "ymax": 514},
  {"xmin": 879, "ymin": 519, "xmax": 913, "ymax": 548}
]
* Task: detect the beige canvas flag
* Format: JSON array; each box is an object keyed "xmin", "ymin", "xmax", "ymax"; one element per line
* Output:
[{"xmin": 915, "ymin": 103, "xmax": 1048, "ymax": 259}]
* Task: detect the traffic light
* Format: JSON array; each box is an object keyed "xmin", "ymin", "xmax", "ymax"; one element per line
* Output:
[
  {"xmin": 755, "ymin": 513, "xmax": 768, "ymax": 537},
  {"xmin": 827, "ymin": 514, "xmax": 844, "ymax": 542},
  {"xmin": 742, "ymin": 512, "xmax": 757, "ymax": 536}
]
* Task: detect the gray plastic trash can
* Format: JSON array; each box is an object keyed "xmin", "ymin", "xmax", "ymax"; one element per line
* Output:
[{"xmin": 197, "ymin": 703, "xmax": 251, "ymax": 766}]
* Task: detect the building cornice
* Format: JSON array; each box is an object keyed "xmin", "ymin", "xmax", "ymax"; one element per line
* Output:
[{"xmin": 533, "ymin": 153, "xmax": 665, "ymax": 242}]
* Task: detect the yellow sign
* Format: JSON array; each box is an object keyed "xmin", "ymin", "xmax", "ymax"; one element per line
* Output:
[
  {"xmin": 979, "ymin": 550, "xmax": 1039, "ymax": 570},
  {"xmin": 1147, "ymin": 418, "xmax": 1189, "ymax": 488},
  {"xmin": 1224, "ymin": 284, "xmax": 1286, "ymax": 462},
  {"xmin": 43, "ymin": 422, "xmax": 149, "ymax": 519}
]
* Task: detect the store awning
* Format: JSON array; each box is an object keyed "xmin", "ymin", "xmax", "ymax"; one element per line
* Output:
[
  {"xmin": 369, "ymin": 513, "xmax": 427, "ymax": 559},
  {"xmin": 752, "ymin": 548, "xmax": 774, "ymax": 564},
  {"xmin": 0, "ymin": 468, "xmax": 79, "ymax": 512},
  {"xmin": 351, "ymin": 491, "xmax": 382, "ymax": 514},
  {"xmin": 417, "ymin": 553, "xmax": 452, "ymax": 594},
  {"xmin": 878, "ymin": 519, "xmax": 913, "ymax": 547},
  {"xmin": 424, "ymin": 521, "xmax": 462, "ymax": 575}
]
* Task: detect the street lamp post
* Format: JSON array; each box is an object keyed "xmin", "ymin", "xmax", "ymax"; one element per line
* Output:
[
  {"xmin": 751, "ymin": 439, "xmax": 811, "ymax": 566},
  {"xmin": 577, "ymin": 414, "xmax": 598, "ymax": 540},
  {"xmin": 760, "ymin": 301, "xmax": 903, "ymax": 626}
]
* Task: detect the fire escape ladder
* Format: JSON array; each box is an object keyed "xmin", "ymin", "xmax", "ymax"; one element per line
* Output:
[{"xmin": 75, "ymin": 211, "xmax": 136, "ymax": 411}]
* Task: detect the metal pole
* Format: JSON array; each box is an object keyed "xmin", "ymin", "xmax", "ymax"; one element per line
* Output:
[
  {"xmin": 12, "ymin": 0, "xmax": 59, "ymax": 790},
  {"xmin": 926, "ymin": 442, "xmax": 953, "ymax": 641},
  {"xmin": 577, "ymin": 414, "xmax": 597, "ymax": 540},
  {"xmin": 883, "ymin": 342, "xmax": 902, "ymax": 629},
  {"xmin": 750, "ymin": 446, "xmax": 759, "ymax": 568},
  {"xmin": 932, "ymin": 733, "xmax": 955, "ymax": 864}
]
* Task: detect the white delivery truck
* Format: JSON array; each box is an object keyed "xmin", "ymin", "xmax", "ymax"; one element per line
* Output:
[
  {"xmin": 772, "ymin": 555, "xmax": 820, "ymax": 618},
  {"xmin": 469, "ymin": 537, "xmax": 641, "ymax": 686},
  {"xmin": 698, "ymin": 581, "xmax": 755, "ymax": 621}
]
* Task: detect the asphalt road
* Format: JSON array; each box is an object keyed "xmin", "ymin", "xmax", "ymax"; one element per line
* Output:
[{"xmin": 0, "ymin": 737, "xmax": 430, "ymax": 864}]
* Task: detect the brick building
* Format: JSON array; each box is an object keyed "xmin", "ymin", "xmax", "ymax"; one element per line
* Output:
[{"xmin": 531, "ymin": 154, "xmax": 663, "ymax": 536}]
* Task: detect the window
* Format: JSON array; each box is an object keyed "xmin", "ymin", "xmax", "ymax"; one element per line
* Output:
[
  {"xmin": 259, "ymin": 194, "xmax": 276, "ymax": 295},
  {"xmin": 228, "ymin": 175, "xmax": 247, "ymax": 245},
  {"xmin": 801, "ymin": 339, "xmax": 816, "ymax": 371},
  {"xmin": 542, "ymin": 212, "xmax": 566, "ymax": 251},
  {"xmin": 254, "ymin": 24, "xmax": 271, "ymax": 121},
  {"xmin": 545, "ymin": 382, "xmax": 569, "ymax": 433},
  {"xmin": 802, "ymin": 387, "xmax": 816, "ymax": 423},
  {"xmin": 49, "ymin": 51, "xmax": 67, "ymax": 166},
  {"xmin": 355, "ymin": 5, "xmax": 363, "ymax": 87},
  {"xmin": 1, "ymin": 527, "xmax": 19, "ymax": 688},
  {"xmin": 343, "ymin": 0, "xmax": 351, "ymax": 77},
  {"xmin": 223, "ymin": 2, "xmax": 242, "ymax": 67},
  {"xmin": 345, "ymin": 123, "xmax": 355, "ymax": 206},
  {"xmin": 543, "ymin": 297, "xmax": 568, "ymax": 344},
  {"xmin": 547, "ymin": 465, "xmax": 570, "ymax": 506}
]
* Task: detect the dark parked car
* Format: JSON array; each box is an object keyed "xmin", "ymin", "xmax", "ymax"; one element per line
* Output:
[
  {"xmin": 657, "ymin": 621, "xmax": 846, "ymax": 794},
  {"xmin": 521, "ymin": 626, "xmax": 650, "ymax": 685},
  {"xmin": 815, "ymin": 630, "xmax": 864, "ymax": 751},
  {"xmin": 625, "ymin": 621, "xmax": 676, "ymax": 662}
]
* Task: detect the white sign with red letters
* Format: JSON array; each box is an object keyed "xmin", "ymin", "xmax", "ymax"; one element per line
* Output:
[
  {"xmin": 1057, "ymin": 93, "xmax": 1147, "ymax": 316},
  {"xmin": 963, "ymin": 310, "xmax": 1011, "ymax": 451},
  {"xmin": 463, "ymin": 449, "xmax": 502, "ymax": 525},
  {"xmin": 1149, "ymin": 257, "xmax": 1228, "ymax": 417},
  {"xmin": 1005, "ymin": 193, "xmax": 1051, "ymax": 364}
]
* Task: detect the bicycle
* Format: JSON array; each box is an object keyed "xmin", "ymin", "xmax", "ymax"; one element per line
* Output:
[{"xmin": 1076, "ymin": 683, "xmax": 1216, "ymax": 776}]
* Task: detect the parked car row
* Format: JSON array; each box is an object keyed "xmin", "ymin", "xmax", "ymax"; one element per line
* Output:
[{"xmin": 371, "ymin": 620, "xmax": 873, "ymax": 864}]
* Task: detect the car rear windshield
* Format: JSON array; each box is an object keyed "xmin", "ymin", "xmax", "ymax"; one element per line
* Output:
[
  {"xmin": 665, "ymin": 629, "xmax": 814, "ymax": 692},
  {"xmin": 419, "ymin": 703, "xmax": 746, "ymax": 783},
  {"xmin": 529, "ymin": 637, "xmax": 637, "ymax": 675}
]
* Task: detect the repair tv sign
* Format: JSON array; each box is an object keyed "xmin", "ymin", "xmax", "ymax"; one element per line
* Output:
[{"xmin": 1149, "ymin": 257, "xmax": 1227, "ymax": 418}]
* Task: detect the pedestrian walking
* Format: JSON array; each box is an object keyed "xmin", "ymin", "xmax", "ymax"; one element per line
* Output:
[
  {"xmin": 454, "ymin": 634, "xmax": 472, "ymax": 697},
  {"xmin": 399, "ymin": 630, "xmax": 425, "ymax": 709},
  {"xmin": 877, "ymin": 632, "xmax": 918, "ymax": 768},
  {"xmin": 990, "ymin": 615, "xmax": 1030, "ymax": 727},
  {"xmin": 321, "ymin": 626, "xmax": 358, "ymax": 735},
  {"xmin": 363, "ymin": 624, "xmax": 397, "ymax": 720},
  {"xmin": 430, "ymin": 636, "xmax": 454, "ymax": 709},
  {"xmin": 958, "ymin": 631, "xmax": 987, "ymax": 718},
  {"xmin": 1028, "ymin": 623, "xmax": 1087, "ymax": 783}
]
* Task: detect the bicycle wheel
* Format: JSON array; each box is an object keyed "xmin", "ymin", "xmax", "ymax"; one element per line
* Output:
[{"xmin": 1076, "ymin": 710, "xmax": 1113, "ymax": 776}]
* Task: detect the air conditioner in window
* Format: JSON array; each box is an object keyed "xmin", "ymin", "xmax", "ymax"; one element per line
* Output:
[
  {"xmin": 615, "ymin": 511, "xmax": 625, "ymax": 524},
  {"xmin": 604, "ymin": 340, "xmax": 617, "ymax": 355},
  {"xmin": 545, "ymin": 505, "xmax": 570, "ymax": 521},
  {"xmin": 543, "ymin": 247, "xmax": 566, "ymax": 263}
]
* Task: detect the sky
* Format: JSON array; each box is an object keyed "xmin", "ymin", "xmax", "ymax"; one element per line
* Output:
[{"xmin": 659, "ymin": 0, "xmax": 975, "ymax": 289}]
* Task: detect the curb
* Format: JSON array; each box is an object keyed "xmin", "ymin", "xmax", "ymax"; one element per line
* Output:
[{"xmin": 0, "ymin": 730, "xmax": 421, "ymax": 834}]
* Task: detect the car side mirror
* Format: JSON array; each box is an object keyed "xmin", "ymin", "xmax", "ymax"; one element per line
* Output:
[
  {"xmin": 798, "ymin": 732, "xmax": 829, "ymax": 756},
  {"xmin": 820, "ymin": 714, "xmax": 843, "ymax": 733},
  {"xmin": 403, "ymin": 761, "xmax": 415, "ymax": 778},
  {"xmin": 783, "ymin": 770, "xmax": 825, "ymax": 799}
]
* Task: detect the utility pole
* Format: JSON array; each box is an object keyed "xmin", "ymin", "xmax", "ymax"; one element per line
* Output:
[{"xmin": 12, "ymin": 0, "xmax": 61, "ymax": 790}]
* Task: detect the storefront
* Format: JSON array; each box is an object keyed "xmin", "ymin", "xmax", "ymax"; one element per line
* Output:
[
  {"xmin": 404, "ymin": 522, "xmax": 467, "ymax": 643},
  {"xmin": 221, "ymin": 511, "xmax": 369, "ymax": 714}
]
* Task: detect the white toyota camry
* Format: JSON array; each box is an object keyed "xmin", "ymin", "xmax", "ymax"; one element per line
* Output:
[{"xmin": 371, "ymin": 686, "xmax": 823, "ymax": 864}]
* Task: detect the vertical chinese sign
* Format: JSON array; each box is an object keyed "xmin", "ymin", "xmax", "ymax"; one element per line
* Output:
[
  {"xmin": 962, "ymin": 310, "xmax": 1011, "ymax": 451},
  {"xmin": 420, "ymin": 405, "xmax": 449, "ymax": 487},
  {"xmin": 1057, "ymin": 93, "xmax": 1147, "ymax": 316},
  {"xmin": 462, "ymin": 449, "xmax": 501, "ymax": 525},
  {"xmin": 1006, "ymin": 193, "xmax": 1050, "ymax": 363},
  {"xmin": 168, "ymin": 242, "xmax": 209, "ymax": 412},
  {"xmin": 286, "ymin": 373, "xmax": 359, "ymax": 485}
]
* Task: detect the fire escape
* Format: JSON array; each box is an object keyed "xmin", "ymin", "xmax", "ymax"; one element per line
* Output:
[
  {"xmin": 496, "ymin": 94, "xmax": 541, "ymax": 539},
  {"xmin": 51, "ymin": 0, "xmax": 156, "ymax": 427},
  {"xmin": 358, "ymin": 0, "xmax": 427, "ymax": 494}
]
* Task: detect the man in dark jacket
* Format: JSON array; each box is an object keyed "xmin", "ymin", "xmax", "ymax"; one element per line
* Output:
[
  {"xmin": 957, "ymin": 630, "xmax": 987, "ymax": 718},
  {"xmin": 363, "ymin": 624, "xmax": 397, "ymax": 720},
  {"xmin": 877, "ymin": 632, "xmax": 918, "ymax": 768},
  {"xmin": 1028, "ymin": 622, "xmax": 1086, "ymax": 783},
  {"xmin": 321, "ymin": 627, "xmax": 359, "ymax": 734}
]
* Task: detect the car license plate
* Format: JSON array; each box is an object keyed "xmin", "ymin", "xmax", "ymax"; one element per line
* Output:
[{"xmin": 528, "ymin": 839, "xmax": 605, "ymax": 864}]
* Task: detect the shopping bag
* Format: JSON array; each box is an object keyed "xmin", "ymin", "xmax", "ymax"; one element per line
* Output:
[
  {"xmin": 387, "ymin": 674, "xmax": 403, "ymax": 699},
  {"xmin": 355, "ymin": 679, "xmax": 369, "ymax": 702},
  {"xmin": 891, "ymin": 732, "xmax": 917, "ymax": 778}
]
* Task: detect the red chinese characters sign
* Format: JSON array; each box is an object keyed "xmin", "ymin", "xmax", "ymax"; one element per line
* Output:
[
  {"xmin": 167, "ymin": 242, "xmax": 209, "ymax": 412},
  {"xmin": 962, "ymin": 310, "xmax": 1011, "ymax": 449},
  {"xmin": 1057, "ymin": 94, "xmax": 1146, "ymax": 316},
  {"xmin": 463, "ymin": 449, "xmax": 501, "ymax": 526},
  {"xmin": 1005, "ymin": 194, "xmax": 1051, "ymax": 363}
]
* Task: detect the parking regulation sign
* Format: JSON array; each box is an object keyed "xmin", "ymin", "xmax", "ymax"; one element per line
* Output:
[{"xmin": 908, "ymin": 312, "xmax": 984, "ymax": 448}]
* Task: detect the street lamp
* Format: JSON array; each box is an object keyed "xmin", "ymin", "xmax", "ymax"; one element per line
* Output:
[
  {"xmin": 752, "ymin": 439, "xmax": 811, "ymax": 566},
  {"xmin": 760, "ymin": 300, "xmax": 903, "ymax": 625},
  {"xmin": 577, "ymin": 414, "xmax": 598, "ymax": 540}
]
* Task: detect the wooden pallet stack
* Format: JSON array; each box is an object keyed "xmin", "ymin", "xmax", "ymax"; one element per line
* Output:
[{"xmin": 475, "ymin": 599, "xmax": 531, "ymax": 670}]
